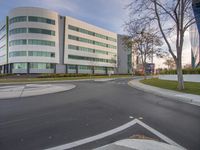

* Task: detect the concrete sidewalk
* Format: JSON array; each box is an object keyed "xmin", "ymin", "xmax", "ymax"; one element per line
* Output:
[
  {"xmin": 128, "ymin": 79, "xmax": 200, "ymax": 107},
  {"xmin": 0, "ymin": 83, "xmax": 76, "ymax": 99},
  {"xmin": 95, "ymin": 139, "xmax": 183, "ymax": 150}
]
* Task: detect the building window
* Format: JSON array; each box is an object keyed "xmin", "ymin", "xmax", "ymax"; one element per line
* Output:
[
  {"xmin": 68, "ymin": 44, "xmax": 116, "ymax": 55},
  {"xmin": 0, "ymin": 25, "xmax": 6, "ymax": 35},
  {"xmin": 68, "ymin": 25, "xmax": 116, "ymax": 42},
  {"xmin": 13, "ymin": 63, "xmax": 27, "ymax": 69},
  {"xmin": 0, "ymin": 34, "xmax": 6, "ymax": 41},
  {"xmin": 9, "ymin": 28, "xmax": 27, "ymax": 35},
  {"xmin": 28, "ymin": 28, "xmax": 55, "ymax": 36},
  {"xmin": 78, "ymin": 65, "xmax": 92, "ymax": 70},
  {"xmin": 28, "ymin": 16, "xmax": 55, "ymax": 25},
  {"xmin": 68, "ymin": 55, "xmax": 116, "ymax": 64},
  {"xmin": 0, "ymin": 45, "xmax": 6, "ymax": 52},
  {"xmin": 28, "ymin": 39, "xmax": 55, "ymax": 46},
  {"xmin": 68, "ymin": 65, "xmax": 76, "ymax": 70},
  {"xmin": 9, "ymin": 16, "xmax": 27, "ymax": 24},
  {"xmin": 28, "ymin": 51, "xmax": 55, "ymax": 58},
  {"xmin": 9, "ymin": 39, "xmax": 27, "ymax": 46},
  {"xmin": 9, "ymin": 51, "xmax": 27, "ymax": 57},
  {"xmin": 94, "ymin": 66, "xmax": 105, "ymax": 71},
  {"xmin": 0, "ymin": 55, "xmax": 6, "ymax": 62},
  {"xmin": 30, "ymin": 62, "xmax": 54, "ymax": 69},
  {"xmin": 68, "ymin": 34, "xmax": 116, "ymax": 49}
]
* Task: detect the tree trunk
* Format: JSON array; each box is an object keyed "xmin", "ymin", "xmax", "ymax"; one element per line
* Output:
[
  {"xmin": 143, "ymin": 63, "xmax": 147, "ymax": 80},
  {"xmin": 176, "ymin": 57, "xmax": 184, "ymax": 90}
]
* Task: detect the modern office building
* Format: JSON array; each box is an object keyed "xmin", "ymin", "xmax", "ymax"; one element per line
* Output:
[
  {"xmin": 190, "ymin": 0, "xmax": 200, "ymax": 68},
  {"xmin": 0, "ymin": 7, "xmax": 117, "ymax": 74}
]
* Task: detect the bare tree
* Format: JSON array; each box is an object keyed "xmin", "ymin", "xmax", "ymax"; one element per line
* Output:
[
  {"xmin": 163, "ymin": 57, "xmax": 176, "ymax": 69},
  {"xmin": 127, "ymin": 0, "xmax": 195, "ymax": 90},
  {"xmin": 124, "ymin": 26, "xmax": 163, "ymax": 79}
]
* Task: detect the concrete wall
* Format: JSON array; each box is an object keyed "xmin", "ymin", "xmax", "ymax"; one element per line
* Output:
[{"xmin": 159, "ymin": 74, "xmax": 200, "ymax": 82}]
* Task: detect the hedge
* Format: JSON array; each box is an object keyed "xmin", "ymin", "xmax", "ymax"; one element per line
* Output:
[{"xmin": 160, "ymin": 68, "xmax": 200, "ymax": 74}]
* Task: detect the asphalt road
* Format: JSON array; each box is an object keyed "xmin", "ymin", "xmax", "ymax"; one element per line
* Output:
[{"xmin": 0, "ymin": 78, "xmax": 200, "ymax": 150}]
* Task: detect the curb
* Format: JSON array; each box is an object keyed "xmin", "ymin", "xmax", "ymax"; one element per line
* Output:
[
  {"xmin": 128, "ymin": 79, "xmax": 200, "ymax": 107},
  {"xmin": 0, "ymin": 84, "xmax": 76, "ymax": 99}
]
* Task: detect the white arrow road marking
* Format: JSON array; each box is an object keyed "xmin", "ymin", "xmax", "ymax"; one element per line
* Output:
[
  {"xmin": 135, "ymin": 119, "xmax": 186, "ymax": 150},
  {"xmin": 45, "ymin": 119, "xmax": 186, "ymax": 150},
  {"xmin": 46, "ymin": 119, "xmax": 137, "ymax": 150}
]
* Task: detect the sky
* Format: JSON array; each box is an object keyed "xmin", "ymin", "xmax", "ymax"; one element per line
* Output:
[{"xmin": 0, "ymin": 0, "xmax": 191, "ymax": 68}]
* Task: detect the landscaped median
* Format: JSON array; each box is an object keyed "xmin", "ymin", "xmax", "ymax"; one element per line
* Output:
[
  {"xmin": 128, "ymin": 78, "xmax": 200, "ymax": 106},
  {"xmin": 140, "ymin": 78, "xmax": 200, "ymax": 95}
]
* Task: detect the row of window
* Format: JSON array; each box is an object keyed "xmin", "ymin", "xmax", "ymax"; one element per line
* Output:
[
  {"xmin": 9, "ymin": 16, "xmax": 55, "ymax": 25},
  {"xmin": 28, "ymin": 16, "xmax": 55, "ymax": 25},
  {"xmin": 68, "ymin": 35, "xmax": 116, "ymax": 49},
  {"xmin": 0, "ymin": 55, "xmax": 6, "ymax": 62},
  {"xmin": 9, "ymin": 28, "xmax": 27, "ymax": 35},
  {"xmin": 12, "ymin": 63, "xmax": 114, "ymax": 71},
  {"xmin": 0, "ymin": 33, "xmax": 6, "ymax": 40},
  {"xmin": 68, "ymin": 65, "xmax": 114, "ymax": 71},
  {"xmin": 0, "ymin": 25, "xmax": 6, "ymax": 32},
  {"xmin": 9, "ymin": 51, "xmax": 55, "ymax": 58},
  {"xmin": 9, "ymin": 39, "xmax": 55, "ymax": 47},
  {"xmin": 0, "ymin": 25, "xmax": 6, "ymax": 37},
  {"xmin": 68, "ymin": 44, "xmax": 115, "ymax": 55},
  {"xmin": 0, "ymin": 45, "xmax": 6, "ymax": 51},
  {"xmin": 28, "ymin": 28, "xmax": 55, "ymax": 36},
  {"xmin": 68, "ymin": 25, "xmax": 116, "ymax": 42},
  {"xmin": 9, "ymin": 28, "xmax": 55, "ymax": 36},
  {"xmin": 68, "ymin": 55, "xmax": 116, "ymax": 64},
  {"xmin": 13, "ymin": 62, "xmax": 54, "ymax": 69}
]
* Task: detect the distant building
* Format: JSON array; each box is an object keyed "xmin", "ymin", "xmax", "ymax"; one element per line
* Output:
[
  {"xmin": 116, "ymin": 34, "xmax": 155, "ymax": 75},
  {"xmin": 115, "ymin": 34, "xmax": 135, "ymax": 74},
  {"xmin": 190, "ymin": 0, "xmax": 200, "ymax": 68}
]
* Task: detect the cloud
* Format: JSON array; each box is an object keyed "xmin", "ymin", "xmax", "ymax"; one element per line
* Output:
[{"xmin": 37, "ymin": 0, "xmax": 79, "ymax": 13}]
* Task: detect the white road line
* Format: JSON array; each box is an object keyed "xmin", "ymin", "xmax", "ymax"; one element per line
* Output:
[
  {"xmin": 46, "ymin": 119, "xmax": 185, "ymax": 150},
  {"xmin": 135, "ymin": 119, "xmax": 186, "ymax": 150},
  {"xmin": 45, "ymin": 119, "xmax": 137, "ymax": 150}
]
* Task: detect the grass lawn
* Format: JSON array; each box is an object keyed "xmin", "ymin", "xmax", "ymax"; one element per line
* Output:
[
  {"xmin": 140, "ymin": 78, "xmax": 200, "ymax": 95},
  {"xmin": 0, "ymin": 74, "xmax": 133, "ymax": 84}
]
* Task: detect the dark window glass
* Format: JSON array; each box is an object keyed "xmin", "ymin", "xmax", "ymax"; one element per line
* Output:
[
  {"xmin": 9, "ymin": 39, "xmax": 27, "ymax": 46},
  {"xmin": 9, "ymin": 28, "xmax": 27, "ymax": 35},
  {"xmin": 9, "ymin": 16, "xmax": 27, "ymax": 24},
  {"xmin": 28, "ymin": 16, "xmax": 55, "ymax": 25},
  {"xmin": 28, "ymin": 28, "xmax": 55, "ymax": 36},
  {"xmin": 28, "ymin": 39, "xmax": 55, "ymax": 46}
]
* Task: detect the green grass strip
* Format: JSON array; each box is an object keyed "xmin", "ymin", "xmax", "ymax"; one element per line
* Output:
[{"xmin": 140, "ymin": 78, "xmax": 200, "ymax": 95}]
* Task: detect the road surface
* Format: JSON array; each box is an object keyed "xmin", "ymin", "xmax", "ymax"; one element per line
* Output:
[{"xmin": 0, "ymin": 78, "xmax": 199, "ymax": 150}]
